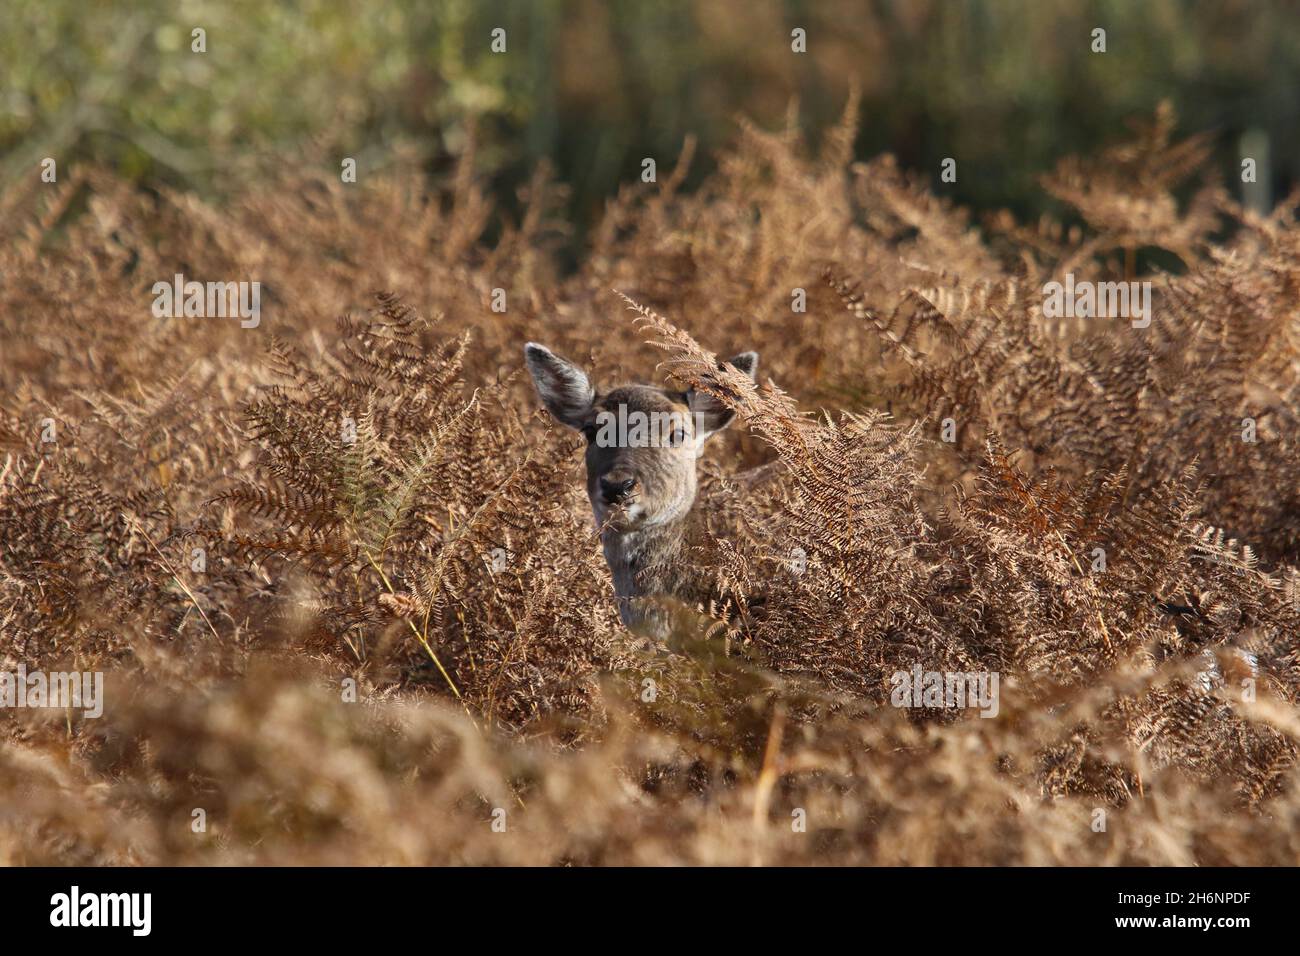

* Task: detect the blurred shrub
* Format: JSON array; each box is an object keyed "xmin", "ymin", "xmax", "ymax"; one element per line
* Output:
[{"xmin": 2, "ymin": 0, "xmax": 1298, "ymax": 245}]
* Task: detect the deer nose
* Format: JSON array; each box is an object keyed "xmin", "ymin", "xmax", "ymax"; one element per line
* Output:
[{"xmin": 599, "ymin": 474, "xmax": 637, "ymax": 504}]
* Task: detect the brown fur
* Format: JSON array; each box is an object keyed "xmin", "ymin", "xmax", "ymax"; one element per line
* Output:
[{"xmin": 525, "ymin": 343, "xmax": 757, "ymax": 636}]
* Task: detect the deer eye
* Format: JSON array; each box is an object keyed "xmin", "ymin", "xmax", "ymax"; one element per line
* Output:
[
  {"xmin": 581, "ymin": 424, "xmax": 598, "ymax": 444},
  {"xmin": 670, "ymin": 427, "xmax": 688, "ymax": 447}
]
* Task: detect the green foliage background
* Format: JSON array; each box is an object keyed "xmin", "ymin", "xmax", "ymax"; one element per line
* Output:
[{"xmin": 3, "ymin": 0, "xmax": 1297, "ymax": 249}]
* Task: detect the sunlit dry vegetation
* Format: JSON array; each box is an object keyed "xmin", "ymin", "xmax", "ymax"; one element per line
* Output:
[{"xmin": 2, "ymin": 104, "xmax": 1298, "ymax": 864}]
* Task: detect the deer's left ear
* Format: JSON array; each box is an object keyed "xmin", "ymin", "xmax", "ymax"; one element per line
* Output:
[
  {"xmin": 688, "ymin": 351, "xmax": 758, "ymax": 441},
  {"xmin": 525, "ymin": 342, "xmax": 595, "ymax": 429}
]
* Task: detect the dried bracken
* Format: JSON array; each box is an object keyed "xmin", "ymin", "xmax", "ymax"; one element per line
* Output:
[{"xmin": 1, "ymin": 106, "xmax": 1298, "ymax": 864}]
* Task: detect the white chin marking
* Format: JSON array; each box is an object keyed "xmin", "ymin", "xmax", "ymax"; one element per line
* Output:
[{"xmin": 593, "ymin": 504, "xmax": 642, "ymax": 529}]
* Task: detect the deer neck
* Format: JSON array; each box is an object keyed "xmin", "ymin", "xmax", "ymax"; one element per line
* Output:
[{"xmin": 601, "ymin": 512, "xmax": 690, "ymax": 606}]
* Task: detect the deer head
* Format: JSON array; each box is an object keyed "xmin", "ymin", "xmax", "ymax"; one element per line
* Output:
[{"xmin": 524, "ymin": 343, "xmax": 758, "ymax": 534}]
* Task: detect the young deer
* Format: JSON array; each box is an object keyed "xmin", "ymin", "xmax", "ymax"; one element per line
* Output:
[{"xmin": 524, "ymin": 342, "xmax": 758, "ymax": 639}]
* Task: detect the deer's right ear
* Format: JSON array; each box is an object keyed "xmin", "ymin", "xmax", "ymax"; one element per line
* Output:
[{"xmin": 524, "ymin": 343, "xmax": 594, "ymax": 429}]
